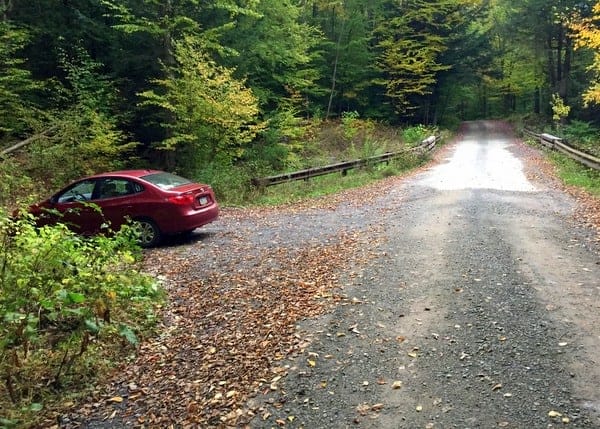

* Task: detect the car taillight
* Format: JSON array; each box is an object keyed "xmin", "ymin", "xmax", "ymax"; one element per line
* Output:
[{"xmin": 168, "ymin": 194, "xmax": 195, "ymax": 205}]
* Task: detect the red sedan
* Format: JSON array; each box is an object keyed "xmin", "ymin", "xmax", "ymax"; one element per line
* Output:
[{"xmin": 29, "ymin": 170, "xmax": 219, "ymax": 246}]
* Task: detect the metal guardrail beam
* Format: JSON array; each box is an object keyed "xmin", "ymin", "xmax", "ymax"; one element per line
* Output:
[
  {"xmin": 523, "ymin": 129, "xmax": 600, "ymax": 171},
  {"xmin": 252, "ymin": 135, "xmax": 440, "ymax": 187}
]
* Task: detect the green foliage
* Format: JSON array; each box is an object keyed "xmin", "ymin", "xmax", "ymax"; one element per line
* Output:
[
  {"xmin": 219, "ymin": 0, "xmax": 322, "ymax": 110},
  {"xmin": 341, "ymin": 111, "xmax": 362, "ymax": 140},
  {"xmin": 551, "ymin": 93, "xmax": 571, "ymax": 128},
  {"xmin": 402, "ymin": 125, "xmax": 431, "ymax": 147},
  {"xmin": 194, "ymin": 161, "xmax": 254, "ymax": 207},
  {"xmin": 139, "ymin": 35, "xmax": 265, "ymax": 174},
  {"xmin": 0, "ymin": 22, "xmax": 42, "ymax": 139},
  {"xmin": 549, "ymin": 151, "xmax": 600, "ymax": 195},
  {"xmin": 374, "ymin": 0, "xmax": 472, "ymax": 116},
  {"xmin": 561, "ymin": 120, "xmax": 600, "ymax": 157},
  {"xmin": 0, "ymin": 159, "xmax": 35, "ymax": 208},
  {"xmin": 252, "ymin": 149, "xmax": 426, "ymax": 206},
  {"xmin": 0, "ymin": 212, "xmax": 163, "ymax": 424}
]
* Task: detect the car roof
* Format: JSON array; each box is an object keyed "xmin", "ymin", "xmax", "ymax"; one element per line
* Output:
[{"xmin": 86, "ymin": 170, "xmax": 164, "ymax": 180}]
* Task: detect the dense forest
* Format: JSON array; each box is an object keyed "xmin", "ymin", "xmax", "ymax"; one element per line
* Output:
[{"xmin": 1, "ymin": 0, "xmax": 600, "ymax": 198}]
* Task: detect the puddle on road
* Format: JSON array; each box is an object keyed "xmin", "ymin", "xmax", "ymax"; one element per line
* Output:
[{"xmin": 419, "ymin": 139, "xmax": 537, "ymax": 192}]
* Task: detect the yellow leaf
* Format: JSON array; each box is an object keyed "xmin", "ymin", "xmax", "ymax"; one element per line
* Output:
[
  {"xmin": 548, "ymin": 410, "xmax": 562, "ymax": 417},
  {"xmin": 392, "ymin": 380, "xmax": 403, "ymax": 389},
  {"xmin": 307, "ymin": 359, "xmax": 316, "ymax": 367},
  {"xmin": 108, "ymin": 396, "xmax": 123, "ymax": 403}
]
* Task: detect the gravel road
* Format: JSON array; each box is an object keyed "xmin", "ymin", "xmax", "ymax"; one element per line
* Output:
[
  {"xmin": 244, "ymin": 120, "xmax": 600, "ymax": 428},
  {"xmin": 62, "ymin": 120, "xmax": 600, "ymax": 429}
]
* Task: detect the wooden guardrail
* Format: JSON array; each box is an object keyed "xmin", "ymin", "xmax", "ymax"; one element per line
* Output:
[
  {"xmin": 252, "ymin": 135, "xmax": 440, "ymax": 187},
  {"xmin": 523, "ymin": 129, "xmax": 600, "ymax": 171}
]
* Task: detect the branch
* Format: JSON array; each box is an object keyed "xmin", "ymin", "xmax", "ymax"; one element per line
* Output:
[{"xmin": 1, "ymin": 127, "xmax": 56, "ymax": 156}]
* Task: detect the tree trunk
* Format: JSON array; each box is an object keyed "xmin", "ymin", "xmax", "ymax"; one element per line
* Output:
[{"xmin": 326, "ymin": 9, "xmax": 344, "ymax": 119}]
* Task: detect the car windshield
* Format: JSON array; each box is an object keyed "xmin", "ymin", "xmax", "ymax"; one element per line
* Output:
[{"xmin": 142, "ymin": 172, "xmax": 192, "ymax": 190}]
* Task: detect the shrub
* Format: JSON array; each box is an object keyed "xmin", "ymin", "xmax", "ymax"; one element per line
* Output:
[
  {"xmin": 401, "ymin": 124, "xmax": 430, "ymax": 147},
  {"xmin": 0, "ymin": 212, "xmax": 163, "ymax": 425}
]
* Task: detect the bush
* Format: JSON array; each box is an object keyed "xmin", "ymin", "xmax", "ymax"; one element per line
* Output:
[
  {"xmin": 0, "ymin": 212, "xmax": 163, "ymax": 425},
  {"xmin": 0, "ymin": 159, "xmax": 36, "ymax": 208},
  {"xmin": 561, "ymin": 120, "xmax": 600, "ymax": 157},
  {"xmin": 401, "ymin": 124, "xmax": 430, "ymax": 147}
]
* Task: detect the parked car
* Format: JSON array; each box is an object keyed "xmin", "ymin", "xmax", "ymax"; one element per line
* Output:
[{"xmin": 28, "ymin": 170, "xmax": 219, "ymax": 247}]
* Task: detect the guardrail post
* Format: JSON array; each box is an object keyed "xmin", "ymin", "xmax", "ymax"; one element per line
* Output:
[{"xmin": 540, "ymin": 133, "xmax": 561, "ymax": 149}]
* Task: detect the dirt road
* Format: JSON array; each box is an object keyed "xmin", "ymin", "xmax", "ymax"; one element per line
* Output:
[
  {"xmin": 64, "ymin": 121, "xmax": 600, "ymax": 428},
  {"xmin": 247, "ymin": 121, "xmax": 600, "ymax": 428}
]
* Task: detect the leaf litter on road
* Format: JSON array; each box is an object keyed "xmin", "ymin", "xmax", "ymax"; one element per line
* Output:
[{"xmin": 58, "ymin": 206, "xmax": 376, "ymax": 428}]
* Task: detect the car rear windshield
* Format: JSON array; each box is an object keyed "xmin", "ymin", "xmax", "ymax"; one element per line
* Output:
[{"xmin": 142, "ymin": 172, "xmax": 192, "ymax": 190}]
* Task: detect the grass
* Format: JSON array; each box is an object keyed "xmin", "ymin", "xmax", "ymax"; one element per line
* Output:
[
  {"xmin": 549, "ymin": 152, "xmax": 600, "ymax": 196},
  {"xmin": 252, "ymin": 155, "xmax": 424, "ymax": 206}
]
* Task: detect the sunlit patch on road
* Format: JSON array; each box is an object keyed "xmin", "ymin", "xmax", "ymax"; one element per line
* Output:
[{"xmin": 419, "ymin": 139, "xmax": 537, "ymax": 192}]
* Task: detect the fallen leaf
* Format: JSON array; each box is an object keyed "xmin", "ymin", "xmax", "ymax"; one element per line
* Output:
[
  {"xmin": 357, "ymin": 403, "xmax": 371, "ymax": 416},
  {"xmin": 108, "ymin": 396, "xmax": 123, "ymax": 403},
  {"xmin": 492, "ymin": 383, "xmax": 502, "ymax": 391},
  {"xmin": 392, "ymin": 381, "xmax": 402, "ymax": 389},
  {"xmin": 548, "ymin": 410, "xmax": 562, "ymax": 417},
  {"xmin": 372, "ymin": 403, "xmax": 384, "ymax": 411}
]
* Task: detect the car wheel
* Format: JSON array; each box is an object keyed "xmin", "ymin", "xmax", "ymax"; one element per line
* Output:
[{"xmin": 133, "ymin": 218, "xmax": 161, "ymax": 247}]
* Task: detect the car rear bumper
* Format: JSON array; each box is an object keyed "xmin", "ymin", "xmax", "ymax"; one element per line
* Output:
[{"xmin": 159, "ymin": 203, "xmax": 219, "ymax": 235}]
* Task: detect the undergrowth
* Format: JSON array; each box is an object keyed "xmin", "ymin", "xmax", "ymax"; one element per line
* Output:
[
  {"xmin": 549, "ymin": 152, "xmax": 600, "ymax": 196},
  {"xmin": 0, "ymin": 213, "xmax": 164, "ymax": 427}
]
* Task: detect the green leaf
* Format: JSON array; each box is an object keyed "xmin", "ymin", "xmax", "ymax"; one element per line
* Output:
[
  {"xmin": 0, "ymin": 417, "xmax": 19, "ymax": 427},
  {"xmin": 118, "ymin": 325, "xmax": 138, "ymax": 345},
  {"xmin": 67, "ymin": 292, "xmax": 85, "ymax": 303},
  {"xmin": 29, "ymin": 403, "xmax": 43, "ymax": 412},
  {"xmin": 40, "ymin": 299, "xmax": 54, "ymax": 310},
  {"xmin": 4, "ymin": 312, "xmax": 26, "ymax": 323},
  {"xmin": 85, "ymin": 319, "xmax": 100, "ymax": 334}
]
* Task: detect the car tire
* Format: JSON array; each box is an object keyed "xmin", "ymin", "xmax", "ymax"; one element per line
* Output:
[{"xmin": 133, "ymin": 218, "xmax": 161, "ymax": 247}]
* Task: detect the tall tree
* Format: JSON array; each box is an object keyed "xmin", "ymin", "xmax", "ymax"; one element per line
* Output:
[
  {"xmin": 373, "ymin": 0, "xmax": 476, "ymax": 120},
  {"xmin": 304, "ymin": 0, "xmax": 381, "ymax": 118},
  {"xmin": 570, "ymin": 1, "xmax": 600, "ymax": 106},
  {"xmin": 138, "ymin": 35, "xmax": 265, "ymax": 174},
  {"xmin": 0, "ymin": 22, "xmax": 40, "ymax": 140},
  {"xmin": 218, "ymin": 0, "xmax": 322, "ymax": 112}
]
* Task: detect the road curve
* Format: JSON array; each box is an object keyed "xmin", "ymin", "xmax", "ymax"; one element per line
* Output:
[{"xmin": 250, "ymin": 120, "xmax": 600, "ymax": 428}]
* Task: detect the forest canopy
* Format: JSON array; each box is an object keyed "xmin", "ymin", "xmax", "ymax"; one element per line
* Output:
[{"xmin": 1, "ymin": 0, "xmax": 600, "ymax": 184}]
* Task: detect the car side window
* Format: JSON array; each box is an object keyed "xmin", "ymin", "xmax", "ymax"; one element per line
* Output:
[
  {"xmin": 56, "ymin": 180, "xmax": 96, "ymax": 203},
  {"xmin": 95, "ymin": 178, "xmax": 142, "ymax": 199}
]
